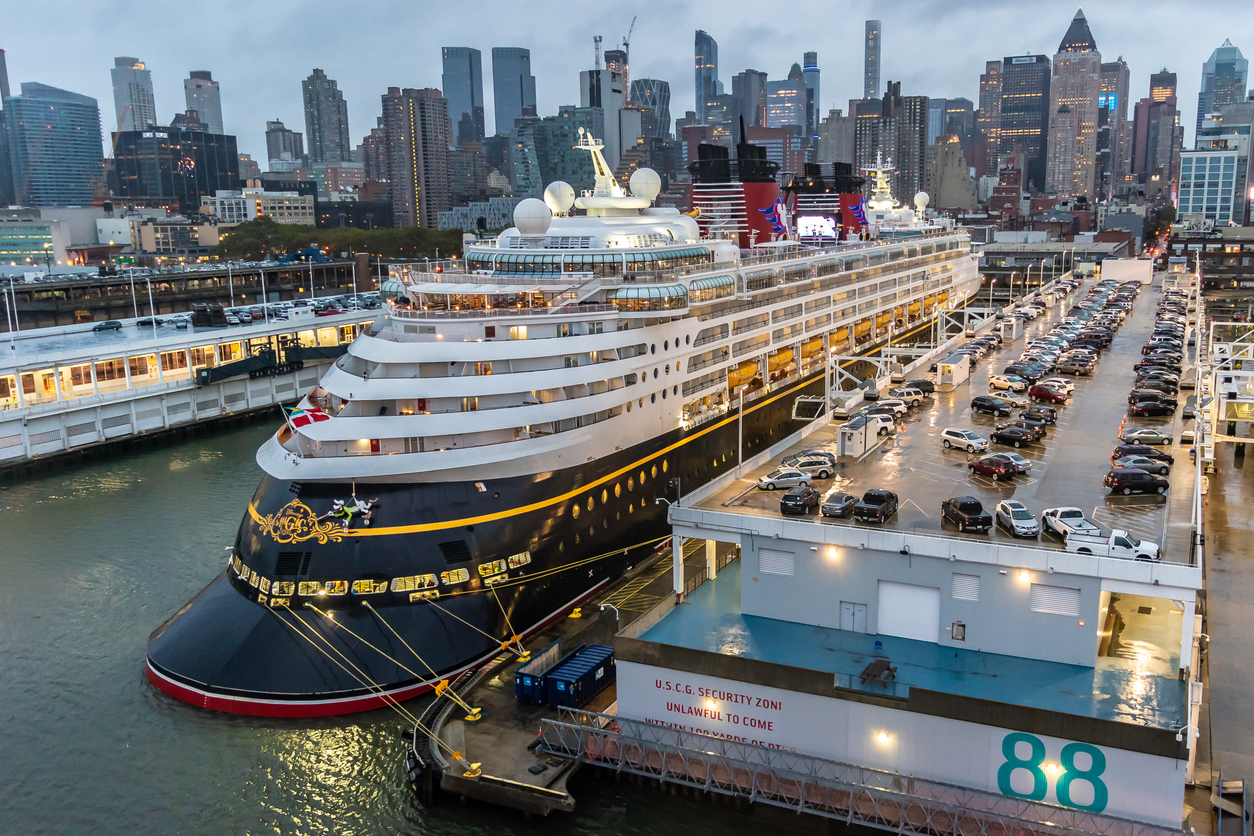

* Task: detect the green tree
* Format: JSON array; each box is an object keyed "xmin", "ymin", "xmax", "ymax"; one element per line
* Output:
[{"xmin": 212, "ymin": 219, "xmax": 464, "ymax": 261}]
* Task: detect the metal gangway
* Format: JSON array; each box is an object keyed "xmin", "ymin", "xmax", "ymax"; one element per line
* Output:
[{"xmin": 539, "ymin": 708, "xmax": 1189, "ymax": 836}]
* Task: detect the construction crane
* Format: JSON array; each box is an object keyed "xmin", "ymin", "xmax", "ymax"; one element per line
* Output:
[{"xmin": 622, "ymin": 15, "xmax": 636, "ymax": 62}]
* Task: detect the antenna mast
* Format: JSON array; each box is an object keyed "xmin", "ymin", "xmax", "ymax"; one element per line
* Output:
[{"xmin": 594, "ymin": 35, "xmax": 602, "ymax": 70}]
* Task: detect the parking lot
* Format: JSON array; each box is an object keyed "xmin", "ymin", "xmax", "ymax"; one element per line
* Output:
[{"xmin": 701, "ymin": 277, "xmax": 1198, "ymax": 562}]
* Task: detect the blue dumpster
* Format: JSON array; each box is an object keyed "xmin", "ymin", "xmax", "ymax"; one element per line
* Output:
[
  {"xmin": 513, "ymin": 638, "xmax": 563, "ymax": 703},
  {"xmin": 545, "ymin": 644, "xmax": 616, "ymax": 709}
]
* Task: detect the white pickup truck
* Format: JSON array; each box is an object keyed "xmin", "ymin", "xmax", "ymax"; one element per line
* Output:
[
  {"xmin": 1065, "ymin": 529, "xmax": 1160, "ymax": 561},
  {"xmin": 1041, "ymin": 507, "xmax": 1100, "ymax": 537}
]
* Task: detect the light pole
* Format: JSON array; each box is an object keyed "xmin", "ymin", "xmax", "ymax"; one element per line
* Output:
[
  {"xmin": 261, "ymin": 269, "xmax": 270, "ymax": 323},
  {"xmin": 145, "ymin": 276, "xmax": 157, "ymax": 336},
  {"xmin": 129, "ymin": 268, "xmax": 139, "ymax": 320},
  {"xmin": 1009, "ymin": 270, "xmax": 1018, "ymax": 306},
  {"xmin": 43, "ymin": 242, "xmax": 52, "ymax": 276},
  {"xmin": 4, "ymin": 280, "xmax": 15, "ymax": 347},
  {"xmin": 228, "ymin": 263, "xmax": 234, "ymax": 307}
]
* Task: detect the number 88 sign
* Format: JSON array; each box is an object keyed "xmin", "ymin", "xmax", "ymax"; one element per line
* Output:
[{"xmin": 996, "ymin": 732, "xmax": 1109, "ymax": 813}]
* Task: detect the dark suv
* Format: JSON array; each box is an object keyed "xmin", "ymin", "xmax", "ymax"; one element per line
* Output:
[
  {"xmin": 92, "ymin": 320, "xmax": 123, "ymax": 331},
  {"xmin": 1128, "ymin": 389, "xmax": 1178, "ymax": 408},
  {"xmin": 971, "ymin": 395, "xmax": 1013, "ymax": 417},
  {"xmin": 1021, "ymin": 405, "xmax": 1058, "ymax": 424},
  {"xmin": 941, "ymin": 496, "xmax": 993, "ymax": 533},
  {"xmin": 997, "ymin": 418, "xmax": 1046, "ymax": 441},
  {"xmin": 853, "ymin": 490, "xmax": 899, "ymax": 523},
  {"xmin": 1104, "ymin": 468, "xmax": 1169, "ymax": 495},
  {"xmin": 1112, "ymin": 444, "xmax": 1174, "ymax": 463},
  {"xmin": 780, "ymin": 486, "xmax": 820, "ymax": 515}
]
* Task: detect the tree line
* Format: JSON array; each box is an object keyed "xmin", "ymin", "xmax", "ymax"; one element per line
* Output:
[{"xmin": 210, "ymin": 217, "xmax": 465, "ymax": 261}]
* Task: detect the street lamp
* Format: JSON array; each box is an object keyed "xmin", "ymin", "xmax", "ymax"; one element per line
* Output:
[{"xmin": 43, "ymin": 242, "xmax": 52, "ymax": 276}]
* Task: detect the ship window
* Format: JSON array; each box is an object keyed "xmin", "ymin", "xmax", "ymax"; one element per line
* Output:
[
  {"xmin": 390, "ymin": 574, "xmax": 437, "ymax": 592},
  {"xmin": 651, "ymin": 465, "xmax": 658, "ymax": 478},
  {"xmin": 686, "ymin": 335, "xmax": 691, "ymax": 345},
  {"xmin": 324, "ymin": 580, "xmax": 348, "ymax": 596},
  {"xmin": 665, "ymin": 364, "xmax": 670, "ymax": 375},
  {"xmin": 352, "ymin": 579, "xmax": 388, "ymax": 595},
  {"xmin": 663, "ymin": 459, "xmax": 669, "ymax": 473},
  {"xmin": 662, "ymin": 389, "xmax": 667, "ymax": 399},
  {"xmin": 259, "ymin": 578, "xmax": 272, "ymax": 594},
  {"xmin": 298, "ymin": 581, "xmax": 322, "ymax": 596},
  {"xmin": 248, "ymin": 571, "xmax": 260, "ymax": 587},
  {"xmin": 273, "ymin": 581, "xmax": 295, "ymax": 596},
  {"xmin": 626, "ymin": 401, "xmax": 632, "ymax": 412},
  {"xmin": 440, "ymin": 568, "xmax": 470, "ymax": 585},
  {"xmin": 601, "ymin": 488, "xmax": 608, "ymax": 504},
  {"xmin": 232, "ymin": 555, "xmax": 243, "ymax": 574},
  {"xmin": 653, "ymin": 369, "xmax": 659, "ymax": 379},
  {"xmin": 615, "ymin": 483, "xmax": 621, "ymax": 498},
  {"xmin": 650, "ymin": 344, "xmax": 656, "ymax": 354},
  {"xmin": 651, "ymin": 393, "xmax": 656, "ymax": 403},
  {"xmin": 628, "ymin": 477, "xmax": 634, "ymax": 491},
  {"xmin": 664, "ymin": 340, "xmax": 669, "ymax": 350},
  {"xmin": 639, "ymin": 469, "xmax": 646, "ymax": 484},
  {"xmin": 269, "ymin": 598, "xmax": 290, "ymax": 608},
  {"xmin": 572, "ymin": 503, "xmax": 580, "ymax": 519},
  {"xmin": 629, "ymin": 503, "xmax": 634, "ymax": 513},
  {"xmin": 478, "ymin": 560, "xmax": 507, "ymax": 577},
  {"xmin": 559, "ymin": 542, "xmax": 565, "ymax": 553},
  {"xmin": 587, "ymin": 496, "xmax": 594, "ymax": 512},
  {"xmin": 673, "ymin": 386, "xmax": 678, "ymax": 396},
  {"xmin": 409, "ymin": 590, "xmax": 440, "ymax": 602},
  {"xmin": 507, "ymin": 551, "xmax": 532, "ymax": 568}
]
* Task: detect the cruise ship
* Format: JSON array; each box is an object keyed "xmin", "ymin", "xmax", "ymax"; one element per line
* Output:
[{"xmin": 145, "ymin": 130, "xmax": 981, "ymax": 716}]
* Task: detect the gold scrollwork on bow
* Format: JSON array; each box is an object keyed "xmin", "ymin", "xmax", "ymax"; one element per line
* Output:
[{"xmin": 256, "ymin": 499, "xmax": 345, "ymax": 544}]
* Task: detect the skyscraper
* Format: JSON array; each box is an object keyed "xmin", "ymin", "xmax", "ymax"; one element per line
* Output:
[
  {"xmin": 442, "ymin": 47, "xmax": 485, "ymax": 145},
  {"xmin": 629, "ymin": 78, "xmax": 672, "ymax": 139},
  {"xmin": 112, "ymin": 122, "xmax": 240, "ymax": 214},
  {"xmin": 1150, "ymin": 70, "xmax": 1177, "ymax": 103},
  {"xmin": 580, "ymin": 67, "xmax": 626, "ymax": 169},
  {"xmin": 5, "ymin": 83, "xmax": 104, "ymax": 207},
  {"xmin": 999, "ymin": 55, "xmax": 1051, "ymax": 192},
  {"xmin": 732, "ymin": 69, "xmax": 767, "ymax": 128},
  {"xmin": 1045, "ymin": 9, "xmax": 1101, "ymax": 198},
  {"xmin": 382, "ymin": 87, "xmax": 451, "ymax": 228},
  {"xmin": 927, "ymin": 98, "xmax": 948, "ymax": 145},
  {"xmin": 184, "ymin": 71, "xmax": 223, "ymax": 135},
  {"xmin": 976, "ymin": 60, "xmax": 1002, "ymax": 178},
  {"xmin": 694, "ymin": 30, "xmax": 719, "ymax": 123},
  {"xmin": 302, "ymin": 69, "xmax": 352, "ymax": 164},
  {"xmin": 492, "ymin": 48, "xmax": 537, "ymax": 137},
  {"xmin": 803, "ymin": 52, "xmax": 820, "ymax": 143},
  {"xmin": 1131, "ymin": 70, "xmax": 1181, "ymax": 184},
  {"xmin": 1097, "ymin": 57, "xmax": 1130, "ymax": 198},
  {"xmin": 1196, "ymin": 40, "xmax": 1249, "ymax": 138},
  {"xmin": 604, "ymin": 49, "xmax": 629, "ymax": 105},
  {"xmin": 766, "ymin": 79, "xmax": 806, "ymax": 129},
  {"xmin": 0, "ymin": 49, "xmax": 14, "ymax": 206},
  {"xmin": 111, "ymin": 57, "xmax": 157, "ymax": 133},
  {"xmin": 864, "ymin": 21, "xmax": 882, "ymax": 100},
  {"xmin": 265, "ymin": 120, "xmax": 304, "ymax": 169}
]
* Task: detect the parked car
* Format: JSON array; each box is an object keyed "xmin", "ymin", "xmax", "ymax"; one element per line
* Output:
[
  {"xmin": 1041, "ymin": 507, "xmax": 1099, "ymax": 537},
  {"xmin": 971, "ymin": 395, "xmax": 1014, "ymax": 417},
  {"xmin": 820, "ymin": 492, "xmax": 858, "ymax": 519},
  {"xmin": 1065, "ymin": 529, "xmax": 1160, "ymax": 561},
  {"xmin": 1112, "ymin": 443, "xmax": 1174, "ymax": 463},
  {"xmin": 1038, "ymin": 377, "xmax": 1075, "ymax": 394},
  {"xmin": 780, "ymin": 486, "xmax": 821, "ymax": 515},
  {"xmin": 782, "ymin": 449, "xmax": 837, "ymax": 467},
  {"xmin": 990, "ymin": 426, "xmax": 1035, "ymax": 448},
  {"xmin": 941, "ymin": 496, "xmax": 993, "ymax": 533},
  {"xmin": 1118, "ymin": 427, "xmax": 1173, "ymax": 445},
  {"xmin": 1020, "ymin": 405, "xmax": 1058, "ymax": 424},
  {"xmin": 1129, "ymin": 400, "xmax": 1175, "ymax": 417},
  {"xmin": 1112, "ymin": 455, "xmax": 1171, "ymax": 475},
  {"xmin": 995, "ymin": 500, "xmax": 1040, "ymax": 537},
  {"xmin": 1029, "ymin": 384, "xmax": 1068, "ymax": 404},
  {"xmin": 940, "ymin": 428, "xmax": 989, "ymax": 453},
  {"xmin": 968, "ymin": 455, "xmax": 1018, "ymax": 481},
  {"xmin": 904, "ymin": 378, "xmax": 936, "ymax": 394},
  {"xmin": 779, "ymin": 455, "xmax": 834, "ymax": 479},
  {"xmin": 990, "ymin": 374, "xmax": 1028, "ymax": 392},
  {"xmin": 92, "ymin": 320, "xmax": 123, "ymax": 331},
  {"xmin": 994, "ymin": 452, "xmax": 1032, "ymax": 473},
  {"xmin": 1103, "ymin": 468, "xmax": 1170, "ymax": 495},
  {"xmin": 1128, "ymin": 389, "xmax": 1178, "ymax": 408},
  {"xmin": 853, "ymin": 490, "xmax": 899, "ymax": 523},
  {"xmin": 758, "ymin": 468, "xmax": 812, "ymax": 490},
  {"xmin": 888, "ymin": 386, "xmax": 926, "ymax": 406}
]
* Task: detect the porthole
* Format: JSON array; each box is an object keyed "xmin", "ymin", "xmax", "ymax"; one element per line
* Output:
[
  {"xmin": 685, "ymin": 334, "xmax": 691, "ymax": 345},
  {"xmin": 673, "ymin": 385, "xmax": 677, "ymax": 396},
  {"xmin": 722, "ymin": 453, "xmax": 727, "ymax": 463},
  {"xmin": 587, "ymin": 496, "xmax": 595, "ymax": 512},
  {"xmin": 576, "ymin": 533, "xmax": 581, "ymax": 544},
  {"xmin": 665, "ymin": 364, "xmax": 670, "ymax": 375},
  {"xmin": 601, "ymin": 488, "xmax": 608, "ymax": 504},
  {"xmin": 664, "ymin": 340, "xmax": 669, "ymax": 350},
  {"xmin": 654, "ymin": 368, "xmax": 659, "ymax": 379},
  {"xmin": 662, "ymin": 389, "xmax": 667, "ymax": 399},
  {"xmin": 627, "ymin": 477, "xmax": 635, "ymax": 491},
  {"xmin": 559, "ymin": 541, "xmax": 565, "ymax": 553},
  {"xmin": 615, "ymin": 483, "xmax": 622, "ymax": 498},
  {"xmin": 650, "ymin": 344, "xmax": 656, "ymax": 354},
  {"xmin": 638, "ymin": 398, "xmax": 644, "ymax": 407},
  {"xmin": 602, "ymin": 518, "xmax": 608, "ymax": 529},
  {"xmin": 639, "ymin": 469, "xmax": 646, "ymax": 484},
  {"xmin": 627, "ymin": 401, "xmax": 632, "ymax": 412},
  {"xmin": 629, "ymin": 502, "xmax": 634, "ymax": 513},
  {"xmin": 712, "ymin": 458, "xmax": 718, "ymax": 468},
  {"xmin": 651, "ymin": 393, "xmax": 657, "ymax": 403},
  {"xmin": 572, "ymin": 503, "xmax": 580, "ymax": 519},
  {"xmin": 588, "ymin": 525, "xmax": 595, "ymax": 536},
  {"xmin": 616, "ymin": 511, "xmax": 621, "ymax": 521},
  {"xmin": 676, "ymin": 361, "xmax": 681, "ymax": 372},
  {"xmin": 662, "ymin": 459, "xmax": 669, "ymax": 473},
  {"xmin": 651, "ymin": 465, "xmax": 658, "ymax": 478}
]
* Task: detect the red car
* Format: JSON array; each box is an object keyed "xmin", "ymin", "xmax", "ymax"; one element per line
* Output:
[
  {"xmin": 1029, "ymin": 384, "xmax": 1068, "ymax": 404},
  {"xmin": 968, "ymin": 455, "xmax": 1018, "ymax": 481}
]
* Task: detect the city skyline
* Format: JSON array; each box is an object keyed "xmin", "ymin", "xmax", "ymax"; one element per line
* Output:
[{"xmin": 1, "ymin": 0, "xmax": 1248, "ymax": 164}]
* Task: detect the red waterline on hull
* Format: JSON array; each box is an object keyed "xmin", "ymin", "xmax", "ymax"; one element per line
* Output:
[{"xmin": 144, "ymin": 577, "xmax": 614, "ymax": 717}]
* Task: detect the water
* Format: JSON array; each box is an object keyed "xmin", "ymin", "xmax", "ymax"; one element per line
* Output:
[{"xmin": 0, "ymin": 425, "xmax": 768, "ymax": 835}]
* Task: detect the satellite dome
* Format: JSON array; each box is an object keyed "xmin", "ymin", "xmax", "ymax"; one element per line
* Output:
[
  {"xmin": 543, "ymin": 181, "xmax": 576, "ymax": 215},
  {"xmin": 513, "ymin": 198, "xmax": 552, "ymax": 236},
  {"xmin": 629, "ymin": 168, "xmax": 662, "ymax": 202},
  {"xmin": 914, "ymin": 191, "xmax": 930, "ymax": 210}
]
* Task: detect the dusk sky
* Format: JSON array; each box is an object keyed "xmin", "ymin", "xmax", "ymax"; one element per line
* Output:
[{"xmin": 4, "ymin": 0, "xmax": 1253, "ymax": 161}]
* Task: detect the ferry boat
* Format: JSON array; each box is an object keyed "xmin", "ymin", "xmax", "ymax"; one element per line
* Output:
[{"xmin": 146, "ymin": 130, "xmax": 981, "ymax": 717}]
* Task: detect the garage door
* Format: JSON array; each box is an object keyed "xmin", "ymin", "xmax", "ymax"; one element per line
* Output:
[{"xmin": 877, "ymin": 581, "xmax": 941, "ymax": 643}]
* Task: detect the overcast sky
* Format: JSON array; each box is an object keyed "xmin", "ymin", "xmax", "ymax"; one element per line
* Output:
[{"xmin": 4, "ymin": 0, "xmax": 1253, "ymax": 161}]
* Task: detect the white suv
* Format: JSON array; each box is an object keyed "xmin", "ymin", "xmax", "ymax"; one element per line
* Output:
[
  {"xmin": 940, "ymin": 428, "xmax": 989, "ymax": 453},
  {"xmin": 785, "ymin": 456, "xmax": 834, "ymax": 479}
]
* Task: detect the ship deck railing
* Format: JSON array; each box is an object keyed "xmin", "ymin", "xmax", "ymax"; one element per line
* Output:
[{"xmin": 389, "ymin": 303, "xmax": 616, "ymax": 321}]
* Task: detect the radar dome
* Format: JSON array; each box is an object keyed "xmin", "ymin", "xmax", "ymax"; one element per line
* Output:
[
  {"xmin": 513, "ymin": 198, "xmax": 552, "ymax": 236},
  {"xmin": 914, "ymin": 192, "xmax": 930, "ymax": 210},
  {"xmin": 543, "ymin": 181, "xmax": 576, "ymax": 215},
  {"xmin": 629, "ymin": 168, "xmax": 662, "ymax": 202}
]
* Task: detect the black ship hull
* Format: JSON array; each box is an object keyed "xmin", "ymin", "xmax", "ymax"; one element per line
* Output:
[{"xmin": 146, "ymin": 370, "xmax": 829, "ymax": 716}]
